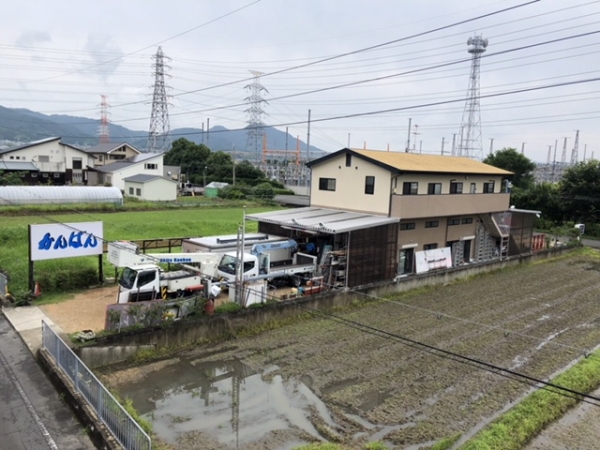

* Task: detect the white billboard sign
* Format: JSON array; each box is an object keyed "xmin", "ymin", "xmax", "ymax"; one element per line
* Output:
[
  {"xmin": 415, "ymin": 247, "xmax": 453, "ymax": 274},
  {"xmin": 30, "ymin": 222, "xmax": 104, "ymax": 261}
]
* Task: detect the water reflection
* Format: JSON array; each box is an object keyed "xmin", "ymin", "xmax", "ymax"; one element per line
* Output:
[{"xmin": 117, "ymin": 357, "xmax": 336, "ymax": 448}]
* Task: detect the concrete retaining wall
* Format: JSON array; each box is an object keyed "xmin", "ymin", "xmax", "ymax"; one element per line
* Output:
[{"xmin": 77, "ymin": 248, "xmax": 573, "ymax": 369}]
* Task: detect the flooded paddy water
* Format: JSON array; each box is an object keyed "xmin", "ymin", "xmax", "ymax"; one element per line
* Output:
[{"xmin": 103, "ymin": 256, "xmax": 600, "ymax": 449}]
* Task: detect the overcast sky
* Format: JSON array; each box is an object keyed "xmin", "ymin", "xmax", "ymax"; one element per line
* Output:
[{"xmin": 2, "ymin": 0, "xmax": 600, "ymax": 162}]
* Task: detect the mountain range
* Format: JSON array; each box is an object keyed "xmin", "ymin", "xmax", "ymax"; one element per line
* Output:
[{"xmin": 0, "ymin": 105, "xmax": 328, "ymax": 158}]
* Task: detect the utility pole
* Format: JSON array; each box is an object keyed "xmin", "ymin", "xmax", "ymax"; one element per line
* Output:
[
  {"xmin": 201, "ymin": 122, "xmax": 205, "ymax": 145},
  {"xmin": 441, "ymin": 137, "xmax": 445, "ymax": 155},
  {"xmin": 306, "ymin": 109, "xmax": 312, "ymax": 196},
  {"xmin": 419, "ymin": 140, "xmax": 423, "ymax": 154},
  {"xmin": 583, "ymin": 144, "xmax": 587, "ymax": 162},
  {"xmin": 451, "ymin": 133, "xmax": 457, "ymax": 156},
  {"xmin": 347, "ymin": 133, "xmax": 351, "ymax": 148},
  {"xmin": 489, "ymin": 138, "xmax": 494, "ymax": 156},
  {"xmin": 412, "ymin": 124, "xmax": 419, "ymax": 152},
  {"xmin": 405, "ymin": 118, "xmax": 412, "ymax": 153},
  {"xmin": 551, "ymin": 139, "xmax": 558, "ymax": 183},
  {"xmin": 207, "ymin": 118, "xmax": 210, "ymax": 149},
  {"xmin": 521, "ymin": 142, "xmax": 525, "ymax": 155}
]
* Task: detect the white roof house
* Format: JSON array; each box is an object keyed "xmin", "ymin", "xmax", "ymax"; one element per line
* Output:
[
  {"xmin": 82, "ymin": 142, "xmax": 141, "ymax": 167},
  {"xmin": 92, "ymin": 153, "xmax": 164, "ymax": 191},
  {"xmin": 123, "ymin": 174, "xmax": 177, "ymax": 201}
]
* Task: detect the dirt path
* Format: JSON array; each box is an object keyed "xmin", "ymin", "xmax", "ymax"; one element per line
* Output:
[
  {"xmin": 102, "ymin": 256, "xmax": 600, "ymax": 449},
  {"xmin": 40, "ymin": 286, "xmax": 118, "ymax": 333}
]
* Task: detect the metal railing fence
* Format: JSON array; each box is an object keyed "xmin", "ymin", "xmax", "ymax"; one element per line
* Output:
[{"xmin": 42, "ymin": 321, "xmax": 151, "ymax": 450}]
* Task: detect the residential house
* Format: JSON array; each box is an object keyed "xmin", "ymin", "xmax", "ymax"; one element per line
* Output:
[
  {"xmin": 83, "ymin": 142, "xmax": 141, "ymax": 167},
  {"xmin": 89, "ymin": 153, "xmax": 164, "ymax": 191},
  {"xmin": 123, "ymin": 174, "xmax": 177, "ymax": 201},
  {"xmin": 0, "ymin": 137, "xmax": 95, "ymax": 185},
  {"xmin": 246, "ymin": 148, "xmax": 535, "ymax": 288}
]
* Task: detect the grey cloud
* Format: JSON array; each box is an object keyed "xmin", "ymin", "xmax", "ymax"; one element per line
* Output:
[
  {"xmin": 15, "ymin": 31, "xmax": 51, "ymax": 47},
  {"xmin": 82, "ymin": 33, "xmax": 124, "ymax": 81}
]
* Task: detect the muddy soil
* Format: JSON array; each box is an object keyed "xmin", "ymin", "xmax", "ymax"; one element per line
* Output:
[{"xmin": 102, "ymin": 256, "xmax": 600, "ymax": 449}]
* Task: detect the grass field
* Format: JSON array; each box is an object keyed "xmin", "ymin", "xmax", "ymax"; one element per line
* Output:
[{"xmin": 0, "ymin": 205, "xmax": 279, "ymax": 296}]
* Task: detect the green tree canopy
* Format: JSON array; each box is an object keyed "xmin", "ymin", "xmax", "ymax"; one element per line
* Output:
[
  {"xmin": 164, "ymin": 138, "xmax": 211, "ymax": 180},
  {"xmin": 483, "ymin": 148, "xmax": 535, "ymax": 189},
  {"xmin": 0, "ymin": 171, "xmax": 24, "ymax": 186},
  {"xmin": 560, "ymin": 160, "xmax": 600, "ymax": 223}
]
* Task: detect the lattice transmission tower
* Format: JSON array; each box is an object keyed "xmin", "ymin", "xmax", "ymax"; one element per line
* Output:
[
  {"xmin": 244, "ymin": 70, "xmax": 268, "ymax": 162},
  {"xmin": 456, "ymin": 34, "xmax": 488, "ymax": 160},
  {"xmin": 147, "ymin": 46, "xmax": 172, "ymax": 153},
  {"xmin": 98, "ymin": 95, "xmax": 110, "ymax": 143}
]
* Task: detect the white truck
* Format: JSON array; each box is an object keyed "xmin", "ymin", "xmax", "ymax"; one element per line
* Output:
[
  {"xmin": 108, "ymin": 241, "xmax": 220, "ymax": 305},
  {"xmin": 182, "ymin": 233, "xmax": 288, "ymax": 254},
  {"xmin": 216, "ymin": 239, "xmax": 318, "ymax": 287}
]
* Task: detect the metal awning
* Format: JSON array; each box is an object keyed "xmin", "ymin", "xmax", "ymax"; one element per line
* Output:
[{"xmin": 246, "ymin": 207, "xmax": 400, "ymax": 234}]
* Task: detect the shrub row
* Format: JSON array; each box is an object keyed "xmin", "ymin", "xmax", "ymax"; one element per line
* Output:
[{"xmin": 36, "ymin": 267, "xmax": 99, "ymax": 292}]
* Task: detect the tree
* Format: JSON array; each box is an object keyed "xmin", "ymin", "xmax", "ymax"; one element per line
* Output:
[
  {"xmin": 512, "ymin": 182, "xmax": 563, "ymax": 224},
  {"xmin": 483, "ymin": 148, "xmax": 535, "ymax": 189},
  {"xmin": 205, "ymin": 151, "xmax": 234, "ymax": 184},
  {"xmin": 252, "ymin": 182, "xmax": 275, "ymax": 200},
  {"xmin": 0, "ymin": 171, "xmax": 24, "ymax": 186},
  {"xmin": 560, "ymin": 160, "xmax": 600, "ymax": 223},
  {"xmin": 163, "ymin": 138, "xmax": 211, "ymax": 181}
]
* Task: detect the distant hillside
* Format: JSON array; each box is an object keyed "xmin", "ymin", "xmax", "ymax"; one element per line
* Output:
[{"xmin": 0, "ymin": 105, "xmax": 328, "ymax": 157}]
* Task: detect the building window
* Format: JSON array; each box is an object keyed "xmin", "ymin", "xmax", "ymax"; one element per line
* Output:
[
  {"xmin": 38, "ymin": 155, "xmax": 49, "ymax": 163},
  {"xmin": 470, "ymin": 183, "xmax": 476, "ymax": 194},
  {"xmin": 53, "ymin": 173, "xmax": 60, "ymax": 178},
  {"xmin": 99, "ymin": 155, "xmax": 104, "ymax": 161},
  {"xmin": 136, "ymin": 188, "xmax": 142, "ymax": 196},
  {"xmin": 42, "ymin": 173, "xmax": 48, "ymax": 178},
  {"xmin": 483, "ymin": 182, "xmax": 495, "ymax": 193},
  {"xmin": 365, "ymin": 176, "xmax": 375, "ymax": 195},
  {"xmin": 402, "ymin": 182, "xmax": 418, "ymax": 195},
  {"xmin": 424, "ymin": 243, "xmax": 438, "ymax": 250},
  {"xmin": 129, "ymin": 187, "xmax": 134, "ymax": 195},
  {"xmin": 145, "ymin": 163, "xmax": 158, "ymax": 170},
  {"xmin": 448, "ymin": 217, "xmax": 461, "ymax": 226},
  {"xmin": 345, "ymin": 153, "xmax": 352, "ymax": 167},
  {"xmin": 425, "ymin": 220, "xmax": 439, "ymax": 228},
  {"xmin": 450, "ymin": 182, "xmax": 463, "ymax": 194},
  {"xmin": 9, "ymin": 156, "xmax": 14, "ymax": 160},
  {"xmin": 400, "ymin": 222, "xmax": 416, "ymax": 230},
  {"xmin": 15, "ymin": 156, "xmax": 20, "ymax": 160},
  {"xmin": 31, "ymin": 172, "xmax": 37, "ymax": 178},
  {"xmin": 72, "ymin": 159, "xmax": 82, "ymax": 169},
  {"xmin": 427, "ymin": 183, "xmax": 442, "ymax": 195},
  {"xmin": 462, "ymin": 217, "xmax": 473, "ymax": 224},
  {"xmin": 319, "ymin": 177, "xmax": 336, "ymax": 191}
]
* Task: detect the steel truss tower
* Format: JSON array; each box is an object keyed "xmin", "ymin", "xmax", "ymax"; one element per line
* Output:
[
  {"xmin": 244, "ymin": 70, "xmax": 268, "ymax": 162},
  {"xmin": 456, "ymin": 34, "xmax": 488, "ymax": 160},
  {"xmin": 99, "ymin": 95, "xmax": 110, "ymax": 143},
  {"xmin": 147, "ymin": 46, "xmax": 172, "ymax": 153}
]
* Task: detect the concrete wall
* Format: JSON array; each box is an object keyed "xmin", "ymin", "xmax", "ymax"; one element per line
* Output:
[
  {"xmin": 77, "ymin": 247, "xmax": 572, "ymax": 369},
  {"xmin": 124, "ymin": 178, "xmax": 177, "ymax": 201}
]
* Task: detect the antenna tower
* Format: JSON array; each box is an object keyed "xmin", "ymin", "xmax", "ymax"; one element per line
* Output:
[
  {"xmin": 457, "ymin": 34, "xmax": 488, "ymax": 160},
  {"xmin": 561, "ymin": 137, "xmax": 569, "ymax": 164},
  {"xmin": 99, "ymin": 95, "xmax": 110, "ymax": 143},
  {"xmin": 570, "ymin": 130, "xmax": 579, "ymax": 165},
  {"xmin": 147, "ymin": 46, "xmax": 172, "ymax": 153},
  {"xmin": 244, "ymin": 70, "xmax": 268, "ymax": 162}
]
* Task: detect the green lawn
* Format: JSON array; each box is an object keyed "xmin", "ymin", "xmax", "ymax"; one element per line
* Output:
[{"xmin": 0, "ymin": 206, "xmax": 279, "ymax": 296}]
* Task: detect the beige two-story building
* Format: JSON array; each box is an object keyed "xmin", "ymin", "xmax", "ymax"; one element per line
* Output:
[{"xmin": 247, "ymin": 148, "xmax": 536, "ymax": 288}]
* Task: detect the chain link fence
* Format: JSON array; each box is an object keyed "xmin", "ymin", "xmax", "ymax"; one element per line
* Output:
[{"xmin": 42, "ymin": 321, "xmax": 151, "ymax": 450}]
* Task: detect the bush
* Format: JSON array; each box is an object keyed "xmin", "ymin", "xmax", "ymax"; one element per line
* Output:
[
  {"xmin": 215, "ymin": 302, "xmax": 242, "ymax": 314},
  {"xmin": 218, "ymin": 186, "xmax": 246, "ymax": 200},
  {"xmin": 252, "ymin": 182, "xmax": 275, "ymax": 200}
]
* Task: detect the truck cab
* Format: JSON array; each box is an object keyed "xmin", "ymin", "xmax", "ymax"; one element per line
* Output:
[{"xmin": 216, "ymin": 252, "xmax": 259, "ymax": 282}]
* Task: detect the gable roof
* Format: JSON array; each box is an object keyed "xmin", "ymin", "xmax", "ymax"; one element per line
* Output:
[
  {"xmin": 123, "ymin": 174, "xmax": 175, "ymax": 183},
  {"xmin": 0, "ymin": 137, "xmax": 60, "ymax": 154},
  {"xmin": 93, "ymin": 152, "xmax": 161, "ymax": 173},
  {"xmin": 0, "ymin": 137, "xmax": 89, "ymax": 156},
  {"xmin": 307, "ymin": 148, "xmax": 513, "ymax": 176},
  {"xmin": 205, "ymin": 181, "xmax": 229, "ymax": 189},
  {"xmin": 83, "ymin": 142, "xmax": 141, "ymax": 155}
]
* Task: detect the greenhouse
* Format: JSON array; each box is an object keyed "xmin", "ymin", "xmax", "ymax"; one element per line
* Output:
[{"xmin": 0, "ymin": 186, "xmax": 123, "ymax": 206}]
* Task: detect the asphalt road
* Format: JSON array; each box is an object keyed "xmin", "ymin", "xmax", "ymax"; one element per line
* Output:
[{"xmin": 0, "ymin": 314, "xmax": 94, "ymax": 450}]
